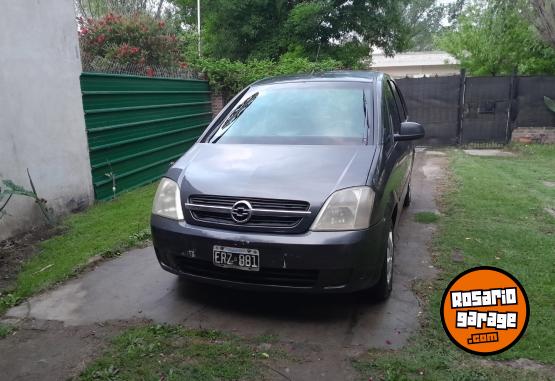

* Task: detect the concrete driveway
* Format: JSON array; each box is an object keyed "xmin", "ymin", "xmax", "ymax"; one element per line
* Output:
[{"xmin": 3, "ymin": 150, "xmax": 447, "ymax": 380}]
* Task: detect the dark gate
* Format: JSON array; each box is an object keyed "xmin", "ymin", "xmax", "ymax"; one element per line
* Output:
[
  {"xmin": 516, "ymin": 76, "xmax": 555, "ymax": 128},
  {"xmin": 461, "ymin": 76, "xmax": 512, "ymax": 144},
  {"xmin": 396, "ymin": 76, "xmax": 461, "ymax": 145}
]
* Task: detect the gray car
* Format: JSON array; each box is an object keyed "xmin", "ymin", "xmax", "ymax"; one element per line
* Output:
[{"xmin": 150, "ymin": 71, "xmax": 424, "ymax": 299}]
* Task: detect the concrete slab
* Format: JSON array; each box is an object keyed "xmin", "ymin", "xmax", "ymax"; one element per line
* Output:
[
  {"xmin": 425, "ymin": 150, "xmax": 447, "ymax": 156},
  {"xmin": 463, "ymin": 149, "xmax": 515, "ymax": 157},
  {"xmin": 5, "ymin": 152, "xmax": 447, "ymax": 380}
]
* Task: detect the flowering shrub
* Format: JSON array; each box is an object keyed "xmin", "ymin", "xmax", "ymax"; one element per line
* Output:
[{"xmin": 78, "ymin": 13, "xmax": 186, "ymax": 74}]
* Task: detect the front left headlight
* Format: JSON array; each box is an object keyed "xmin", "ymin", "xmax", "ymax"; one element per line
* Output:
[
  {"xmin": 152, "ymin": 178, "xmax": 184, "ymax": 220},
  {"xmin": 311, "ymin": 186, "xmax": 375, "ymax": 231}
]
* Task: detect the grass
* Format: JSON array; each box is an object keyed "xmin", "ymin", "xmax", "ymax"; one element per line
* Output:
[
  {"xmin": 354, "ymin": 145, "xmax": 555, "ymax": 380},
  {"xmin": 0, "ymin": 183, "xmax": 158, "ymax": 314},
  {"xmin": 414, "ymin": 211, "xmax": 440, "ymax": 224},
  {"xmin": 0, "ymin": 323, "xmax": 15, "ymax": 339},
  {"xmin": 79, "ymin": 325, "xmax": 273, "ymax": 381}
]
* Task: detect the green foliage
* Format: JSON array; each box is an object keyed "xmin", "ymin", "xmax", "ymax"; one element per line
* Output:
[
  {"xmin": 414, "ymin": 211, "xmax": 440, "ymax": 223},
  {"xmin": 79, "ymin": 324, "xmax": 272, "ymax": 381},
  {"xmin": 403, "ymin": 0, "xmax": 451, "ymax": 51},
  {"xmin": 78, "ymin": 13, "xmax": 188, "ymax": 71},
  {"xmin": 0, "ymin": 171, "xmax": 53, "ymax": 224},
  {"xmin": 0, "ymin": 323, "xmax": 15, "ymax": 339},
  {"xmin": 529, "ymin": 0, "xmax": 555, "ymax": 49},
  {"xmin": 439, "ymin": 1, "xmax": 555, "ymax": 75},
  {"xmin": 74, "ymin": 0, "xmax": 167, "ymax": 19},
  {"xmin": 190, "ymin": 56, "xmax": 341, "ymax": 97},
  {"xmin": 175, "ymin": 0, "xmax": 409, "ymax": 66}
]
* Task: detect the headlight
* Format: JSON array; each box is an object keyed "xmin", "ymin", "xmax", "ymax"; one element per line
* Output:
[
  {"xmin": 311, "ymin": 186, "xmax": 375, "ymax": 231},
  {"xmin": 152, "ymin": 178, "xmax": 184, "ymax": 220}
]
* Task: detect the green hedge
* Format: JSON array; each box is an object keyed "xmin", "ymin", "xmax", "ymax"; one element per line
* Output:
[{"xmin": 190, "ymin": 56, "xmax": 342, "ymax": 97}]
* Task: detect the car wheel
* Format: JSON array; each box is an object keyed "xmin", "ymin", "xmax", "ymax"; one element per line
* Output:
[
  {"xmin": 371, "ymin": 221, "xmax": 394, "ymax": 301},
  {"xmin": 403, "ymin": 183, "xmax": 411, "ymax": 208}
]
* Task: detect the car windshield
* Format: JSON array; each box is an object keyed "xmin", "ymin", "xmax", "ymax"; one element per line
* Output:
[{"xmin": 206, "ymin": 82, "xmax": 370, "ymax": 145}]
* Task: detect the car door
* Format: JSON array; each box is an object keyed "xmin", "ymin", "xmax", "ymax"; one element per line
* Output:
[
  {"xmin": 374, "ymin": 81, "xmax": 400, "ymax": 224},
  {"xmin": 387, "ymin": 80, "xmax": 413, "ymax": 201}
]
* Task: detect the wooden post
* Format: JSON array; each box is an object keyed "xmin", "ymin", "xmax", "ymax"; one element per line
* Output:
[
  {"xmin": 456, "ymin": 69, "xmax": 466, "ymax": 145},
  {"xmin": 506, "ymin": 67, "xmax": 518, "ymax": 143}
]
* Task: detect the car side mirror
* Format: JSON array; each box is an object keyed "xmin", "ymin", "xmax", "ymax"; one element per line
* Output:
[{"xmin": 394, "ymin": 122, "xmax": 425, "ymax": 141}]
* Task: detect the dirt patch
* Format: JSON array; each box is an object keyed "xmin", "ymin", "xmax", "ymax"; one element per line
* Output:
[
  {"xmin": 544, "ymin": 207, "xmax": 555, "ymax": 219},
  {"xmin": 0, "ymin": 225, "xmax": 64, "ymax": 294},
  {"xmin": 479, "ymin": 358, "xmax": 555, "ymax": 377},
  {"xmin": 0, "ymin": 318, "xmax": 147, "ymax": 381}
]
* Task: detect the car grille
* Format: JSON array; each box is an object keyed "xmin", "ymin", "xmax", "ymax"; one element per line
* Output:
[
  {"xmin": 186, "ymin": 195, "xmax": 310, "ymax": 229},
  {"xmin": 175, "ymin": 257, "xmax": 318, "ymax": 287}
]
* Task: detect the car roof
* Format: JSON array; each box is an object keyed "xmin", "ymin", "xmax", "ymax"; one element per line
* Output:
[{"xmin": 251, "ymin": 71, "xmax": 385, "ymax": 87}]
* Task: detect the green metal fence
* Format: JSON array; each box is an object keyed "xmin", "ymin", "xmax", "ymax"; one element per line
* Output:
[{"xmin": 81, "ymin": 73, "xmax": 212, "ymax": 200}]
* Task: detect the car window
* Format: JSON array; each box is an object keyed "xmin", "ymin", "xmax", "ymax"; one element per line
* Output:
[
  {"xmin": 385, "ymin": 82, "xmax": 402, "ymax": 134},
  {"xmin": 206, "ymin": 83, "xmax": 370, "ymax": 145},
  {"xmin": 388, "ymin": 80, "xmax": 407, "ymax": 123},
  {"xmin": 382, "ymin": 84, "xmax": 394, "ymax": 151}
]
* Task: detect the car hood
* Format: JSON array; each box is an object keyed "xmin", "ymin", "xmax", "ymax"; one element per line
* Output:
[{"xmin": 174, "ymin": 143, "xmax": 376, "ymax": 207}]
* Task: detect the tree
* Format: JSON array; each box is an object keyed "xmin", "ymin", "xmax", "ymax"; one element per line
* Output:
[
  {"xmin": 529, "ymin": 0, "xmax": 555, "ymax": 49},
  {"xmin": 74, "ymin": 0, "xmax": 169, "ymax": 19},
  {"xmin": 173, "ymin": 0, "xmax": 410, "ymax": 66},
  {"xmin": 402, "ymin": 0, "xmax": 451, "ymax": 51},
  {"xmin": 439, "ymin": 1, "xmax": 555, "ymax": 75}
]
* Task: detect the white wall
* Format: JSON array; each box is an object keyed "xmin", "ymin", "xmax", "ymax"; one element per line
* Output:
[
  {"xmin": 373, "ymin": 65, "xmax": 461, "ymax": 79},
  {"xmin": 0, "ymin": 0, "xmax": 93, "ymax": 239}
]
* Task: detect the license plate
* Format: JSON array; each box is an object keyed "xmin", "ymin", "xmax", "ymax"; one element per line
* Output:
[{"xmin": 213, "ymin": 246, "xmax": 260, "ymax": 271}]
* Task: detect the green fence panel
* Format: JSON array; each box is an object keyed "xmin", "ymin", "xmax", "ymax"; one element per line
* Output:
[{"xmin": 81, "ymin": 73, "xmax": 212, "ymax": 200}]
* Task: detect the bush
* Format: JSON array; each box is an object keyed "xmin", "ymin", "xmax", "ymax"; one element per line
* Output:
[
  {"xmin": 78, "ymin": 13, "xmax": 187, "ymax": 73},
  {"xmin": 189, "ymin": 56, "xmax": 342, "ymax": 97}
]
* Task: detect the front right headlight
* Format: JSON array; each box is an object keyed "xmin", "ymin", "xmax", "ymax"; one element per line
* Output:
[
  {"xmin": 311, "ymin": 186, "xmax": 375, "ymax": 231},
  {"xmin": 152, "ymin": 178, "xmax": 184, "ymax": 220}
]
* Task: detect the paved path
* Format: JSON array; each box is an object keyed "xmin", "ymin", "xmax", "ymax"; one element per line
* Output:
[{"xmin": 3, "ymin": 150, "xmax": 447, "ymax": 381}]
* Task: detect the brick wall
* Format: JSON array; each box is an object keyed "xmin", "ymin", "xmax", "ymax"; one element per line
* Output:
[
  {"xmin": 211, "ymin": 91, "xmax": 225, "ymax": 117},
  {"xmin": 511, "ymin": 127, "xmax": 555, "ymax": 144}
]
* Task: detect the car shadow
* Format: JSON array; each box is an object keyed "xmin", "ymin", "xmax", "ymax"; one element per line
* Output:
[{"xmin": 174, "ymin": 276, "xmax": 386, "ymax": 324}]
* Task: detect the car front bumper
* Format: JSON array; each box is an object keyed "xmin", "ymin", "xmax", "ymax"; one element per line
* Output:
[{"xmin": 151, "ymin": 215, "xmax": 387, "ymax": 293}]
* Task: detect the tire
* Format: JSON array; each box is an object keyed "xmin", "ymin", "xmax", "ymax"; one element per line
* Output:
[
  {"xmin": 403, "ymin": 183, "xmax": 411, "ymax": 208},
  {"xmin": 370, "ymin": 220, "xmax": 395, "ymax": 301}
]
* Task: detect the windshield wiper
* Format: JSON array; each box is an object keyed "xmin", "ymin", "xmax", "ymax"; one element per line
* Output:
[{"xmin": 210, "ymin": 92, "xmax": 259, "ymax": 143}]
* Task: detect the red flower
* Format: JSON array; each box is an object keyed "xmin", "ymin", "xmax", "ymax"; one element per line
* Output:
[
  {"xmin": 146, "ymin": 67, "xmax": 155, "ymax": 77},
  {"xmin": 179, "ymin": 62, "xmax": 188, "ymax": 68},
  {"xmin": 158, "ymin": 21, "xmax": 165, "ymax": 28},
  {"xmin": 80, "ymin": 27, "xmax": 89, "ymax": 35},
  {"xmin": 96, "ymin": 34, "xmax": 106, "ymax": 44}
]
